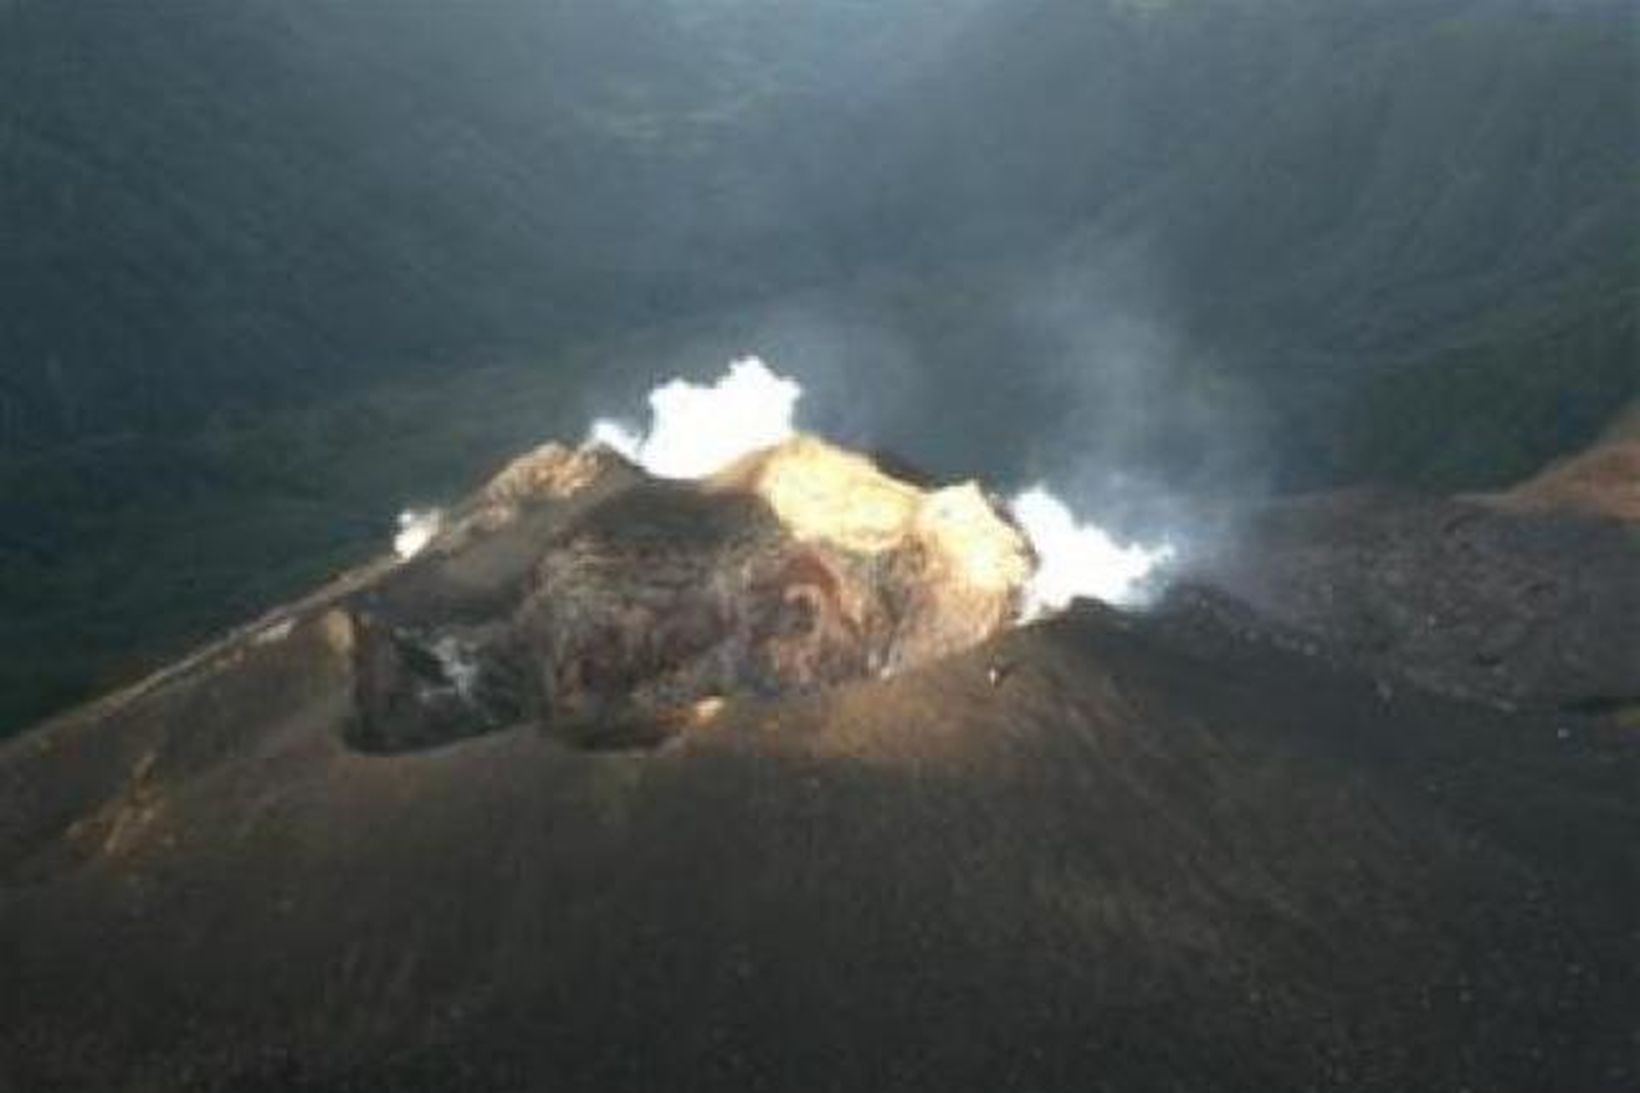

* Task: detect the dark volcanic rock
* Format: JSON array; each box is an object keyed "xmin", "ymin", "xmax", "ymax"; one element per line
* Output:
[
  {"xmin": 1197, "ymin": 488, "xmax": 1640, "ymax": 713},
  {"xmin": 516, "ymin": 485, "xmax": 874, "ymax": 720},
  {"xmin": 346, "ymin": 436, "xmax": 1032, "ymax": 751}
]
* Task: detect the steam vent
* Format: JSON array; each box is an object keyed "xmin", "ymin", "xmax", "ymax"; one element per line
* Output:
[{"xmin": 350, "ymin": 436, "xmax": 1034, "ymax": 752}]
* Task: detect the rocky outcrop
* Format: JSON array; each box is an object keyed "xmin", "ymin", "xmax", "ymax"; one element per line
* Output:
[{"xmin": 347, "ymin": 436, "xmax": 1033, "ymax": 750}]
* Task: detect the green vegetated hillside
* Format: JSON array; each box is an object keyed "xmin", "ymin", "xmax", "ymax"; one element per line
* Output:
[{"xmin": 1, "ymin": 0, "xmax": 1634, "ymax": 732}]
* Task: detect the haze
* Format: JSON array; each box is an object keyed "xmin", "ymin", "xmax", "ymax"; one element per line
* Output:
[{"xmin": 0, "ymin": 0, "xmax": 1634, "ymax": 730}]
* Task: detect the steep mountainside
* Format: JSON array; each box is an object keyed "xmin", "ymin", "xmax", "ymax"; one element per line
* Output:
[
  {"xmin": 3, "ymin": 436, "xmax": 1637, "ymax": 1091},
  {"xmin": 2, "ymin": 0, "xmax": 1634, "ymax": 733}
]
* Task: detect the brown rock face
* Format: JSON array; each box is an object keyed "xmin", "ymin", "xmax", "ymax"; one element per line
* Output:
[
  {"xmin": 1483, "ymin": 440, "xmax": 1640, "ymax": 525},
  {"xmin": 349, "ymin": 436, "xmax": 1033, "ymax": 749},
  {"xmin": 1475, "ymin": 402, "xmax": 1640, "ymax": 525}
]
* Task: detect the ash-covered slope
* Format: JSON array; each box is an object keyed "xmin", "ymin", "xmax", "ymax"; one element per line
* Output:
[
  {"xmin": 2, "ymin": 440, "xmax": 1638, "ymax": 1092},
  {"xmin": 1195, "ymin": 487, "xmax": 1640, "ymax": 715}
]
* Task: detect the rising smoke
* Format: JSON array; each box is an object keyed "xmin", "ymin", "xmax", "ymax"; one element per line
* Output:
[
  {"xmin": 582, "ymin": 356, "xmax": 1176, "ymax": 613},
  {"xmin": 393, "ymin": 350, "xmax": 1183, "ymax": 612},
  {"xmin": 393, "ymin": 508, "xmax": 443, "ymax": 561},
  {"xmin": 588, "ymin": 357, "xmax": 801, "ymax": 479},
  {"xmin": 1010, "ymin": 487, "xmax": 1173, "ymax": 614}
]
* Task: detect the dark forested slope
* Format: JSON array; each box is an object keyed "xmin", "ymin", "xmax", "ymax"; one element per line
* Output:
[
  {"xmin": 3, "ymin": 0, "xmax": 1632, "ymax": 458},
  {"xmin": 1, "ymin": 0, "xmax": 1634, "ymax": 732}
]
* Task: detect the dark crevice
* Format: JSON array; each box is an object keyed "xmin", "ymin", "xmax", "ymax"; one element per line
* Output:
[{"xmin": 345, "ymin": 613, "xmax": 531, "ymax": 755}]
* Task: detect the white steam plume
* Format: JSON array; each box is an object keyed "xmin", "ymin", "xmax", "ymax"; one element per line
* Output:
[
  {"xmin": 1010, "ymin": 486, "xmax": 1174, "ymax": 617},
  {"xmin": 396, "ymin": 353, "xmax": 1174, "ymax": 615},
  {"xmin": 393, "ymin": 508, "xmax": 443, "ymax": 561},
  {"xmin": 588, "ymin": 355, "xmax": 1174, "ymax": 616},
  {"xmin": 589, "ymin": 356, "xmax": 801, "ymax": 479}
]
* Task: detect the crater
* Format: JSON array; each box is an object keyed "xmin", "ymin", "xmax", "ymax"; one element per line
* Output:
[{"xmin": 343, "ymin": 436, "xmax": 1035, "ymax": 753}]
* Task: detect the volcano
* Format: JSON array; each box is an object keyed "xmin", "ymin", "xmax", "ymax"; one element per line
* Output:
[
  {"xmin": 2, "ymin": 436, "xmax": 1638, "ymax": 1092},
  {"xmin": 347, "ymin": 435, "xmax": 1033, "ymax": 753}
]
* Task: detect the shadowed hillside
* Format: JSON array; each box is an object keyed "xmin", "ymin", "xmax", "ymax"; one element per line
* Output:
[
  {"xmin": 3, "ymin": 414, "xmax": 1637, "ymax": 1088},
  {"xmin": 4, "ymin": 579, "xmax": 1636, "ymax": 1090}
]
